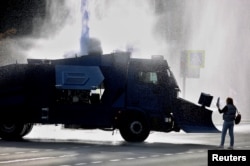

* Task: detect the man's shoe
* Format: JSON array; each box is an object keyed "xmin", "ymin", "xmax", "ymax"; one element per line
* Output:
[{"xmin": 228, "ymin": 146, "xmax": 234, "ymax": 150}]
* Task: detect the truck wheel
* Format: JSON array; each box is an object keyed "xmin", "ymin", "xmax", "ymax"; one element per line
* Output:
[
  {"xmin": 0, "ymin": 123, "xmax": 33, "ymax": 140},
  {"xmin": 119, "ymin": 115, "xmax": 150, "ymax": 142}
]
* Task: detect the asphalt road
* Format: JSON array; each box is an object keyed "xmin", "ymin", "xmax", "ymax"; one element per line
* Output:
[{"xmin": 0, "ymin": 124, "xmax": 249, "ymax": 166}]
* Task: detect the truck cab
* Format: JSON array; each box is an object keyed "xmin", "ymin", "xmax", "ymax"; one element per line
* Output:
[{"xmin": 126, "ymin": 56, "xmax": 179, "ymax": 130}]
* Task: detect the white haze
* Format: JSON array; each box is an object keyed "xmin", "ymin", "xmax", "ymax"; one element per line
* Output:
[
  {"xmin": 25, "ymin": 0, "xmax": 164, "ymax": 59},
  {"xmin": 87, "ymin": 0, "xmax": 165, "ymax": 58},
  {"xmin": 175, "ymin": 0, "xmax": 250, "ymax": 120},
  {"xmin": 25, "ymin": 1, "xmax": 82, "ymax": 59}
]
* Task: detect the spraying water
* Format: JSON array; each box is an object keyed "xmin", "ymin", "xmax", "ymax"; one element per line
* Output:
[
  {"xmin": 87, "ymin": 0, "xmax": 164, "ymax": 57},
  {"xmin": 25, "ymin": 0, "xmax": 82, "ymax": 59},
  {"xmin": 23, "ymin": 0, "xmax": 161, "ymax": 59},
  {"xmin": 80, "ymin": 0, "xmax": 89, "ymax": 55},
  {"xmin": 164, "ymin": 0, "xmax": 250, "ymax": 121}
]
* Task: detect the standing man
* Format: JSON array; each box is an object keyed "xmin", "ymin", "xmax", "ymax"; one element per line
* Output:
[{"xmin": 216, "ymin": 97, "xmax": 237, "ymax": 150}]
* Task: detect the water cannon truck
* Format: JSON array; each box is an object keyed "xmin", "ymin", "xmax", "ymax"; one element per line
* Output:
[{"xmin": 0, "ymin": 52, "xmax": 219, "ymax": 142}]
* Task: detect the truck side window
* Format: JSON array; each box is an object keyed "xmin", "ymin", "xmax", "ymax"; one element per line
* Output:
[{"xmin": 138, "ymin": 71, "xmax": 158, "ymax": 85}]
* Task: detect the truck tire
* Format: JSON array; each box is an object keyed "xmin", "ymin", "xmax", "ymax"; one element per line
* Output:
[
  {"xmin": 20, "ymin": 123, "xmax": 33, "ymax": 137},
  {"xmin": 0, "ymin": 123, "xmax": 33, "ymax": 140},
  {"xmin": 119, "ymin": 115, "xmax": 150, "ymax": 142}
]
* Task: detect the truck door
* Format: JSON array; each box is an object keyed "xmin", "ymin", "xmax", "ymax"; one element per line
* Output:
[{"xmin": 126, "ymin": 59, "xmax": 171, "ymax": 115}]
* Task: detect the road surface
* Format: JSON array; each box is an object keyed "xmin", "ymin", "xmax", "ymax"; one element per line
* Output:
[{"xmin": 0, "ymin": 123, "xmax": 249, "ymax": 166}]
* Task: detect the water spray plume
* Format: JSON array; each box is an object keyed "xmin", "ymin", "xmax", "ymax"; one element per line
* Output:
[
  {"xmin": 178, "ymin": 0, "xmax": 250, "ymax": 121},
  {"xmin": 26, "ymin": 0, "xmax": 82, "ymax": 59},
  {"xmin": 80, "ymin": 0, "xmax": 89, "ymax": 55},
  {"xmin": 87, "ymin": 0, "xmax": 163, "ymax": 58},
  {"xmin": 24, "ymin": 0, "xmax": 161, "ymax": 60}
]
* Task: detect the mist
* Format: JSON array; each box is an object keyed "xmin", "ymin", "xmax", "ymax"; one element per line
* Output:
[
  {"xmin": 0, "ymin": 0, "xmax": 82, "ymax": 63},
  {"xmin": 87, "ymin": 0, "xmax": 164, "ymax": 57},
  {"xmin": 25, "ymin": 0, "xmax": 82, "ymax": 59},
  {"xmin": 168, "ymin": 0, "xmax": 250, "ymax": 120},
  {"xmin": 24, "ymin": 0, "xmax": 163, "ymax": 60}
]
